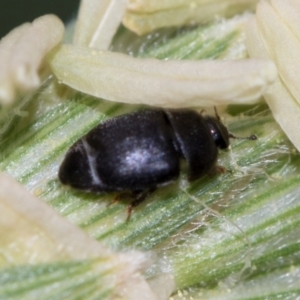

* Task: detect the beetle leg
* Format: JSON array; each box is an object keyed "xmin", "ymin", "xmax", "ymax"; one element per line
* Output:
[
  {"xmin": 229, "ymin": 133, "xmax": 257, "ymax": 140},
  {"xmin": 107, "ymin": 196, "xmax": 120, "ymax": 207},
  {"xmin": 108, "ymin": 191, "xmax": 132, "ymax": 207},
  {"xmin": 215, "ymin": 165, "xmax": 228, "ymax": 174},
  {"xmin": 126, "ymin": 188, "xmax": 156, "ymax": 221},
  {"xmin": 208, "ymin": 165, "xmax": 230, "ymax": 177}
]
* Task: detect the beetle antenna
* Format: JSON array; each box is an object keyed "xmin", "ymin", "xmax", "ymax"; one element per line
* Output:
[
  {"xmin": 229, "ymin": 133, "xmax": 257, "ymax": 141},
  {"xmin": 214, "ymin": 106, "xmax": 221, "ymax": 121}
]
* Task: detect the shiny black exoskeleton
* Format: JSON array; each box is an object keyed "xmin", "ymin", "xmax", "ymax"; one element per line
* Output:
[{"xmin": 58, "ymin": 109, "xmax": 255, "ymax": 216}]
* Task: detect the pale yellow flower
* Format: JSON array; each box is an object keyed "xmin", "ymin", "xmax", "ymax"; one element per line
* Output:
[
  {"xmin": 124, "ymin": 0, "xmax": 260, "ymax": 35},
  {"xmin": 0, "ymin": 1, "xmax": 298, "ymax": 298},
  {"xmin": 0, "ymin": 0, "xmax": 276, "ymax": 110},
  {"xmin": 246, "ymin": 0, "xmax": 300, "ymax": 151},
  {"xmin": 0, "ymin": 15, "xmax": 64, "ymax": 105}
]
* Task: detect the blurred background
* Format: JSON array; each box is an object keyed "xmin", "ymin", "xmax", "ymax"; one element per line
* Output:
[{"xmin": 0, "ymin": 0, "xmax": 80, "ymax": 38}]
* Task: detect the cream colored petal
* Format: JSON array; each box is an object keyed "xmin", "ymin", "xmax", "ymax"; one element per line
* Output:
[
  {"xmin": 10, "ymin": 14, "xmax": 64, "ymax": 91},
  {"xmin": 127, "ymin": 0, "xmax": 256, "ymax": 13},
  {"xmin": 0, "ymin": 23, "xmax": 30, "ymax": 105},
  {"xmin": 148, "ymin": 274, "xmax": 176, "ymax": 300},
  {"xmin": 123, "ymin": 0, "xmax": 258, "ymax": 35},
  {"xmin": 74, "ymin": 0, "xmax": 126, "ymax": 50},
  {"xmin": 246, "ymin": 16, "xmax": 300, "ymax": 152},
  {"xmin": 127, "ymin": 0, "xmax": 196, "ymax": 12},
  {"xmin": 0, "ymin": 171, "xmax": 110, "ymax": 265},
  {"xmin": 49, "ymin": 44, "xmax": 276, "ymax": 108},
  {"xmin": 271, "ymin": 0, "xmax": 300, "ymax": 41},
  {"xmin": 0, "ymin": 172, "xmax": 167, "ymax": 300},
  {"xmin": 256, "ymin": 1, "xmax": 300, "ymax": 106}
]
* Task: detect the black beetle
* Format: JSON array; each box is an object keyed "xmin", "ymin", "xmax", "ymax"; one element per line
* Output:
[{"xmin": 58, "ymin": 109, "xmax": 256, "ymax": 218}]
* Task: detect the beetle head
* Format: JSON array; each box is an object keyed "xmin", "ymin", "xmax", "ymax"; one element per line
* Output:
[{"xmin": 204, "ymin": 116, "xmax": 230, "ymax": 149}]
